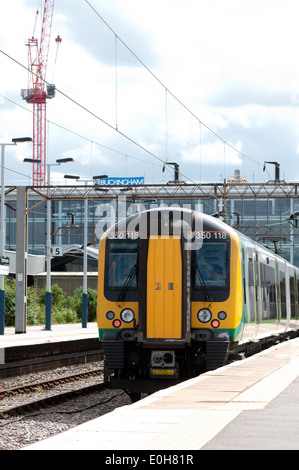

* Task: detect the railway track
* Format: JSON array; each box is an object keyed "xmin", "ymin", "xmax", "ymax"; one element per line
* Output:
[
  {"xmin": 0, "ymin": 337, "xmax": 103, "ymax": 379},
  {"xmin": 1, "ymin": 331, "xmax": 297, "ymax": 422},
  {"xmin": 0, "ymin": 368, "xmax": 104, "ymax": 398},
  {"xmin": 1, "ymin": 332, "xmax": 298, "ymax": 450},
  {"xmin": 0, "ymin": 368, "xmax": 106, "ymax": 419}
]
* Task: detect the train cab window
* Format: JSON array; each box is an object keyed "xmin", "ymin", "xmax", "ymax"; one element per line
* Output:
[
  {"xmin": 194, "ymin": 242, "xmax": 229, "ymax": 287},
  {"xmin": 192, "ymin": 241, "xmax": 230, "ymax": 301},
  {"xmin": 106, "ymin": 240, "xmax": 138, "ymax": 289}
]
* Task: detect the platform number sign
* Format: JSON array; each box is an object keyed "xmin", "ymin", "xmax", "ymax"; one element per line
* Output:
[{"xmin": 52, "ymin": 246, "xmax": 63, "ymax": 257}]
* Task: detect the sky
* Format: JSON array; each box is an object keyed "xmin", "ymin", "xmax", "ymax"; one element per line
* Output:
[{"xmin": 1, "ymin": 0, "xmax": 299, "ymax": 186}]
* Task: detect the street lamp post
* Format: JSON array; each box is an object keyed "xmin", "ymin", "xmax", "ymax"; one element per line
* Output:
[
  {"xmin": 24, "ymin": 157, "xmax": 74, "ymax": 331},
  {"xmin": 0, "ymin": 138, "xmax": 32, "ymax": 335},
  {"xmin": 83, "ymin": 193, "xmax": 88, "ymax": 328},
  {"xmin": 64, "ymin": 174, "xmax": 107, "ymax": 328},
  {"xmin": 64, "ymin": 174, "xmax": 89, "ymax": 327}
]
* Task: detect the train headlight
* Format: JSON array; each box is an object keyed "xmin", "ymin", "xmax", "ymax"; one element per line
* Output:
[
  {"xmin": 120, "ymin": 308, "xmax": 135, "ymax": 323},
  {"xmin": 197, "ymin": 308, "xmax": 212, "ymax": 323}
]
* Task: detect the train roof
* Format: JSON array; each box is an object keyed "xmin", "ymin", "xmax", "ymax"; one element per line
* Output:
[
  {"xmin": 100, "ymin": 206, "xmax": 298, "ymax": 269},
  {"xmin": 106, "ymin": 206, "xmax": 237, "ymax": 236}
]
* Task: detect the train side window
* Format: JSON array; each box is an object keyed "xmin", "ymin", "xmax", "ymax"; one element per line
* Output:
[
  {"xmin": 248, "ymin": 258, "xmax": 254, "ymax": 285},
  {"xmin": 260, "ymin": 261, "xmax": 275, "ymax": 320}
]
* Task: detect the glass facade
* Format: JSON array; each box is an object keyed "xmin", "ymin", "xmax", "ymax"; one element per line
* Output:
[
  {"xmin": 226, "ymin": 198, "xmax": 298, "ymax": 265},
  {"xmin": 4, "ymin": 191, "xmax": 299, "ymax": 267}
]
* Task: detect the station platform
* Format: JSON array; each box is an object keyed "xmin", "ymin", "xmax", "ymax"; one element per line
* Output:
[
  {"xmin": 0, "ymin": 323, "xmax": 100, "ymax": 376},
  {"xmin": 24, "ymin": 336, "xmax": 299, "ymax": 451},
  {"xmin": 0, "ymin": 323, "xmax": 98, "ymax": 347}
]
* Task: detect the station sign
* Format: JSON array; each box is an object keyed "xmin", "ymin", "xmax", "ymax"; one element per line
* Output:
[
  {"xmin": 0, "ymin": 256, "xmax": 9, "ymax": 275},
  {"xmin": 96, "ymin": 177, "xmax": 144, "ymax": 186}
]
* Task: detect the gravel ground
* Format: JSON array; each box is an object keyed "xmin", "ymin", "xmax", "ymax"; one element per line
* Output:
[{"xmin": 0, "ymin": 362, "xmax": 132, "ymax": 450}]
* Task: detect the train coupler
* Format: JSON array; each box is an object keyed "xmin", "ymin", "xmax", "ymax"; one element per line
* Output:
[{"xmin": 149, "ymin": 350, "xmax": 179, "ymax": 379}]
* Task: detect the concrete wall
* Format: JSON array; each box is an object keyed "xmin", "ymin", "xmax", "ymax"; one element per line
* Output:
[{"xmin": 34, "ymin": 272, "xmax": 98, "ymax": 294}]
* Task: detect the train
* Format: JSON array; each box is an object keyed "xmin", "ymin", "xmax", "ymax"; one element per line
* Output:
[{"xmin": 97, "ymin": 207, "xmax": 299, "ymax": 399}]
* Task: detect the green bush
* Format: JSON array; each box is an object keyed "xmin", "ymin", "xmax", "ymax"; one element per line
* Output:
[
  {"xmin": 39, "ymin": 284, "xmax": 65, "ymax": 306},
  {"xmin": 3, "ymin": 279, "xmax": 97, "ymax": 327},
  {"xmin": 72, "ymin": 287, "xmax": 98, "ymax": 322},
  {"xmin": 26, "ymin": 303, "xmax": 43, "ymax": 326},
  {"xmin": 52, "ymin": 306, "xmax": 78, "ymax": 324},
  {"xmin": 3, "ymin": 277, "xmax": 16, "ymax": 327}
]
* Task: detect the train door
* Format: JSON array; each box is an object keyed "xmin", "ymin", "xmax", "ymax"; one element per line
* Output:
[
  {"xmin": 240, "ymin": 242, "xmax": 248, "ymax": 329},
  {"xmin": 275, "ymin": 260, "xmax": 281, "ymax": 323},
  {"xmin": 278, "ymin": 261, "xmax": 287, "ymax": 326},
  {"xmin": 255, "ymin": 250, "xmax": 262, "ymax": 327},
  {"xmin": 295, "ymin": 269, "xmax": 299, "ymax": 325},
  {"xmin": 146, "ymin": 236, "xmax": 182, "ymax": 339},
  {"xmin": 289, "ymin": 268, "xmax": 296, "ymax": 327},
  {"xmin": 246, "ymin": 246, "xmax": 259, "ymax": 338}
]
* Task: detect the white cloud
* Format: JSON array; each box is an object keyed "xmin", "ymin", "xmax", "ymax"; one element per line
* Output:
[
  {"xmin": 62, "ymin": 142, "xmax": 112, "ymax": 168},
  {"xmin": 182, "ymin": 140, "xmax": 243, "ymax": 166},
  {"xmin": 1, "ymin": 0, "xmax": 299, "ymax": 184}
]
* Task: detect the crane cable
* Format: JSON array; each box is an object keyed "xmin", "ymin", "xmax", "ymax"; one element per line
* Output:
[
  {"xmin": 51, "ymin": 35, "xmax": 62, "ymax": 83},
  {"xmin": 32, "ymin": 1, "xmax": 42, "ymax": 38},
  {"xmin": 52, "ymin": 0, "xmax": 64, "ymax": 83}
]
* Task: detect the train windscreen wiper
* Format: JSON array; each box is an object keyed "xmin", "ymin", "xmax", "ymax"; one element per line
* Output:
[
  {"xmin": 194, "ymin": 264, "xmax": 213, "ymax": 302},
  {"xmin": 117, "ymin": 264, "xmax": 137, "ymax": 302}
]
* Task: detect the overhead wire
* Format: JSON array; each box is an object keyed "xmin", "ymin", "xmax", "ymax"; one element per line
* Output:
[
  {"xmin": 0, "ymin": 3, "xmax": 262, "ymax": 189},
  {"xmin": 0, "ymin": 49, "xmax": 182, "ymax": 182},
  {"xmin": 0, "ymin": 66, "xmax": 208, "ymax": 211},
  {"xmin": 1, "ymin": 0, "xmax": 261, "ymax": 188},
  {"xmin": 0, "ymin": 3, "xmax": 273, "ymax": 226},
  {"xmin": 0, "ymin": 48, "xmax": 237, "ymax": 191},
  {"xmin": 84, "ymin": 0, "xmax": 262, "ymax": 170},
  {"xmin": 0, "ymin": 92, "xmax": 165, "ymax": 173}
]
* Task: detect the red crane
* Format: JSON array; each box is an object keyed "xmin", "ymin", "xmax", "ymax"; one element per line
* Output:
[{"xmin": 22, "ymin": 0, "xmax": 61, "ymax": 186}]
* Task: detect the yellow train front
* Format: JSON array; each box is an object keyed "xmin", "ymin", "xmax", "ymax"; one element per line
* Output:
[{"xmin": 97, "ymin": 208, "xmax": 243, "ymax": 397}]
